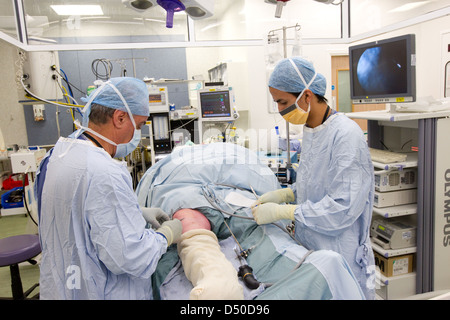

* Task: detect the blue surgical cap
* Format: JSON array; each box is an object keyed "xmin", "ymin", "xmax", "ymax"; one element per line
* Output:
[
  {"xmin": 88, "ymin": 77, "xmax": 149, "ymax": 116},
  {"xmin": 268, "ymin": 57, "xmax": 327, "ymax": 96}
]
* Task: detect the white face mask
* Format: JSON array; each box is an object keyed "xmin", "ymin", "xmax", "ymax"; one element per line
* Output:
[
  {"xmin": 74, "ymin": 120, "xmax": 141, "ymax": 158},
  {"xmin": 74, "ymin": 81, "xmax": 141, "ymax": 158}
]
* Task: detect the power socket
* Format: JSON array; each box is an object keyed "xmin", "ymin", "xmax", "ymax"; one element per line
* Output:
[{"xmin": 33, "ymin": 104, "xmax": 45, "ymax": 121}]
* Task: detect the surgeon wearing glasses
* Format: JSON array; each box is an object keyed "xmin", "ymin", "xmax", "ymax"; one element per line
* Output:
[
  {"xmin": 252, "ymin": 57, "xmax": 376, "ymax": 300},
  {"xmin": 36, "ymin": 77, "xmax": 182, "ymax": 300}
]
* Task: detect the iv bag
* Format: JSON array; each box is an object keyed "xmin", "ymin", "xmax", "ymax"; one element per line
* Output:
[
  {"xmin": 265, "ymin": 34, "xmax": 283, "ymax": 67},
  {"xmin": 265, "ymin": 34, "xmax": 283, "ymax": 114},
  {"xmin": 291, "ymin": 27, "xmax": 303, "ymax": 57}
]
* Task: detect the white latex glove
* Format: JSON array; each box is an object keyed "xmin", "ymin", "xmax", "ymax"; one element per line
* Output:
[
  {"xmin": 251, "ymin": 202, "xmax": 296, "ymax": 225},
  {"xmin": 252, "ymin": 188, "xmax": 295, "ymax": 207},
  {"xmin": 156, "ymin": 219, "xmax": 182, "ymax": 246},
  {"xmin": 141, "ymin": 206, "xmax": 170, "ymax": 229}
]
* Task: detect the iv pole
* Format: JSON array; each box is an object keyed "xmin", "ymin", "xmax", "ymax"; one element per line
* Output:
[{"xmin": 267, "ymin": 23, "xmax": 301, "ymax": 171}]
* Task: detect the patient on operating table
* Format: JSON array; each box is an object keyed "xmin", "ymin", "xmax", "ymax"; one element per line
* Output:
[{"xmin": 173, "ymin": 208, "xmax": 244, "ymax": 300}]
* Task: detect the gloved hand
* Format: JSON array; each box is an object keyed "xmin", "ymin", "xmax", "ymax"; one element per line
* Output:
[
  {"xmin": 251, "ymin": 202, "xmax": 296, "ymax": 225},
  {"xmin": 141, "ymin": 206, "xmax": 170, "ymax": 229},
  {"xmin": 156, "ymin": 219, "xmax": 182, "ymax": 246},
  {"xmin": 252, "ymin": 188, "xmax": 295, "ymax": 207}
]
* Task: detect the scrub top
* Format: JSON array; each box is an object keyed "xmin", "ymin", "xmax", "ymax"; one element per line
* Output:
[
  {"xmin": 37, "ymin": 135, "xmax": 167, "ymax": 299},
  {"xmin": 293, "ymin": 113, "xmax": 376, "ymax": 300}
]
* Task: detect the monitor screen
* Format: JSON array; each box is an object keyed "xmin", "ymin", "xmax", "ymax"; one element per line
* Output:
[
  {"xmin": 149, "ymin": 93, "xmax": 164, "ymax": 104},
  {"xmin": 349, "ymin": 34, "xmax": 416, "ymax": 104},
  {"xmin": 148, "ymin": 86, "xmax": 168, "ymax": 113},
  {"xmin": 199, "ymin": 90, "xmax": 232, "ymax": 119}
]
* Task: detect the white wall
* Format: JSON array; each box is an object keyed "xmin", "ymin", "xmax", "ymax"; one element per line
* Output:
[
  {"xmin": 347, "ymin": 14, "xmax": 450, "ymax": 100},
  {"xmin": 1, "ymin": 6, "xmax": 449, "ymax": 151},
  {"xmin": 223, "ymin": 13, "xmax": 450, "ymax": 147},
  {"xmin": 411, "ymin": 16, "xmax": 450, "ymax": 99},
  {"xmin": 0, "ymin": 40, "xmax": 29, "ymax": 149}
]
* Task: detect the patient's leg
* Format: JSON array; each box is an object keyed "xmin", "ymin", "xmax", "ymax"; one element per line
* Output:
[{"xmin": 173, "ymin": 209, "xmax": 244, "ymax": 300}]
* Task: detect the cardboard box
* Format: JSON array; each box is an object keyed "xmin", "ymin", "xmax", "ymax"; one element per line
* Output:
[{"xmin": 374, "ymin": 252, "xmax": 414, "ymax": 277}]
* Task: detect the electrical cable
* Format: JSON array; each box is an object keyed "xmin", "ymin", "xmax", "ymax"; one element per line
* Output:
[
  {"xmin": 55, "ymin": 105, "xmax": 61, "ymax": 137},
  {"xmin": 22, "ymin": 170, "xmax": 38, "ymax": 226},
  {"xmin": 401, "ymin": 139, "xmax": 413, "ymax": 150},
  {"xmin": 58, "ymin": 69, "xmax": 74, "ymax": 96},
  {"xmin": 168, "ymin": 117, "xmax": 197, "ymax": 134},
  {"xmin": 57, "ymin": 68, "xmax": 85, "ymax": 95},
  {"xmin": 56, "ymin": 69, "xmax": 84, "ymax": 131},
  {"xmin": 57, "ymin": 69, "xmax": 84, "ymax": 115},
  {"xmin": 91, "ymin": 58, "xmax": 113, "ymax": 80},
  {"xmin": 20, "ymin": 76, "xmax": 84, "ymax": 109},
  {"xmin": 379, "ymin": 140, "xmax": 391, "ymax": 151}
]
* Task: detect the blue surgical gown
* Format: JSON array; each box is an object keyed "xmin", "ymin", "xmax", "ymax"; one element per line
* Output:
[
  {"xmin": 37, "ymin": 137, "xmax": 167, "ymax": 300},
  {"xmin": 293, "ymin": 113, "xmax": 376, "ymax": 300}
]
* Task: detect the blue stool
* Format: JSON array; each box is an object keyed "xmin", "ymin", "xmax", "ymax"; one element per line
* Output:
[{"xmin": 0, "ymin": 234, "xmax": 41, "ymax": 299}]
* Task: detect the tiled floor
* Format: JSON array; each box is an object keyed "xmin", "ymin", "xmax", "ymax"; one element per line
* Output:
[{"xmin": 0, "ymin": 214, "xmax": 40, "ymax": 299}]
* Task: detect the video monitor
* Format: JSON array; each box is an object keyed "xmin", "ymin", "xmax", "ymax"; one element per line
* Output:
[
  {"xmin": 199, "ymin": 89, "xmax": 234, "ymax": 121},
  {"xmin": 349, "ymin": 34, "xmax": 416, "ymax": 104}
]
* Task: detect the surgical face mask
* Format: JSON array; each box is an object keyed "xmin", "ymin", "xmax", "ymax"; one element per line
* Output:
[
  {"xmin": 114, "ymin": 128, "xmax": 141, "ymax": 158},
  {"xmin": 74, "ymin": 81, "xmax": 142, "ymax": 158},
  {"xmin": 280, "ymin": 94, "xmax": 310, "ymax": 125},
  {"xmin": 74, "ymin": 120, "xmax": 141, "ymax": 158},
  {"xmin": 278, "ymin": 59, "xmax": 317, "ymax": 125}
]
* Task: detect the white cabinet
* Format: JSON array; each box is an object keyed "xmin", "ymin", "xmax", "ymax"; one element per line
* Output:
[
  {"xmin": 370, "ymin": 153, "xmax": 418, "ymax": 299},
  {"xmin": 347, "ymin": 109, "xmax": 450, "ymax": 298}
]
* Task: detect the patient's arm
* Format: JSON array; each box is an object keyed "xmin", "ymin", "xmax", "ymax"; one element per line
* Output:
[{"xmin": 173, "ymin": 209, "xmax": 244, "ymax": 300}]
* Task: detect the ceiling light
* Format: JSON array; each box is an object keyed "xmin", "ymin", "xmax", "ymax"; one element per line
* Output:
[
  {"xmin": 50, "ymin": 5, "xmax": 104, "ymax": 16},
  {"xmin": 130, "ymin": 0, "xmax": 154, "ymax": 10},
  {"xmin": 122, "ymin": 0, "xmax": 157, "ymax": 12}
]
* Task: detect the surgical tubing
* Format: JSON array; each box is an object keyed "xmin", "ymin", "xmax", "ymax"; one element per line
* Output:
[
  {"xmin": 201, "ymin": 185, "xmax": 301, "ymax": 245},
  {"xmin": 201, "ymin": 184, "xmax": 307, "ymax": 251},
  {"xmin": 201, "ymin": 184, "xmax": 315, "ymax": 288}
]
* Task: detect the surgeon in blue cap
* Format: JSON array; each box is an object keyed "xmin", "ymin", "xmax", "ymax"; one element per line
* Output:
[
  {"xmin": 36, "ymin": 77, "xmax": 182, "ymax": 299},
  {"xmin": 252, "ymin": 57, "xmax": 376, "ymax": 300}
]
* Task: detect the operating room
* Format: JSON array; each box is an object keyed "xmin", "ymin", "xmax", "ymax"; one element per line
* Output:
[{"xmin": 1, "ymin": 0, "xmax": 450, "ymax": 301}]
